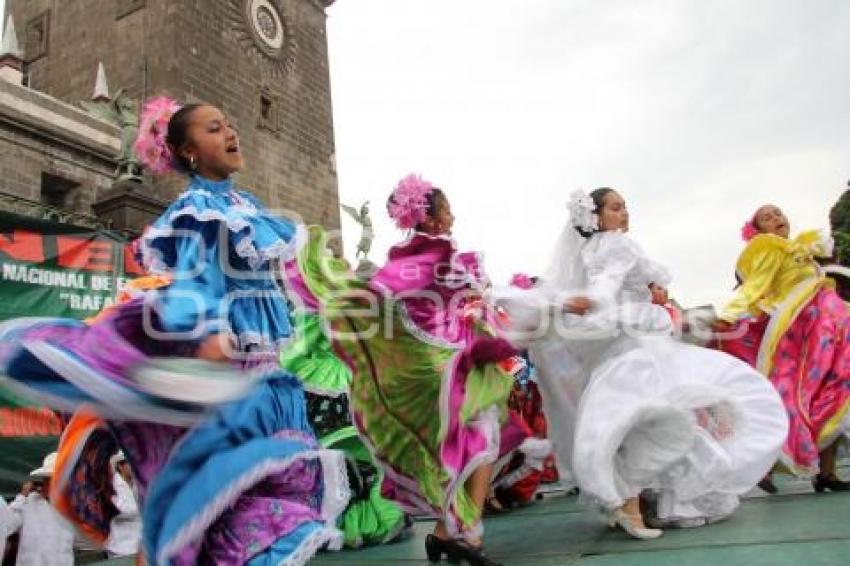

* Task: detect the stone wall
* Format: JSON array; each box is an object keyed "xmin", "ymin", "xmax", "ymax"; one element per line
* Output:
[
  {"xmin": 6, "ymin": 0, "xmax": 341, "ymax": 230},
  {"xmin": 0, "ymin": 78, "xmax": 119, "ymax": 215}
]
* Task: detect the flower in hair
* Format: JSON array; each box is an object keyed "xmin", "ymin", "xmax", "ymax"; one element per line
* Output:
[
  {"xmin": 510, "ymin": 273, "xmax": 534, "ymax": 289},
  {"xmin": 388, "ymin": 173, "xmax": 434, "ymax": 230},
  {"xmin": 134, "ymin": 96, "xmax": 183, "ymax": 174},
  {"xmin": 567, "ymin": 190, "xmax": 598, "ymax": 233},
  {"xmin": 741, "ymin": 219, "xmax": 760, "ymax": 242}
]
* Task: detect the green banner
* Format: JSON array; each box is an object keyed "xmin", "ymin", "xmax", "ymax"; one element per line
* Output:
[
  {"xmin": 0, "ymin": 211, "xmax": 141, "ymax": 495},
  {"xmin": 0, "ymin": 211, "xmax": 142, "ymax": 321}
]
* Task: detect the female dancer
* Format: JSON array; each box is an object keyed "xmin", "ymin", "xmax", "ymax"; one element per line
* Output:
[
  {"xmin": 714, "ymin": 204, "xmax": 850, "ymax": 491},
  {"xmin": 285, "ymin": 174, "xmax": 554, "ymax": 565},
  {"xmin": 493, "ymin": 188, "xmax": 788, "ymax": 538},
  {"xmin": 0, "ymin": 97, "xmax": 348, "ymax": 564}
]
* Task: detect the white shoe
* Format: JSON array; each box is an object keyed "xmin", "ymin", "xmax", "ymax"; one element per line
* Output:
[{"xmin": 610, "ymin": 509, "xmax": 664, "ymax": 540}]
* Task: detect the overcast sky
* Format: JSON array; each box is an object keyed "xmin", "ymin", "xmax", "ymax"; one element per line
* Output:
[{"xmin": 326, "ymin": 0, "xmax": 850, "ymax": 308}]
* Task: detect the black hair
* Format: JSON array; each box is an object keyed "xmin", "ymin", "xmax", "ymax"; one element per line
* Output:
[
  {"xmin": 575, "ymin": 187, "xmax": 616, "ymax": 238},
  {"xmin": 386, "ymin": 187, "xmax": 447, "ymax": 230},
  {"xmin": 166, "ymin": 103, "xmax": 203, "ymax": 173}
]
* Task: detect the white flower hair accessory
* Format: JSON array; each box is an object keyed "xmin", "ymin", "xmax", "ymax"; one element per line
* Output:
[{"xmin": 567, "ymin": 189, "xmax": 598, "ymax": 233}]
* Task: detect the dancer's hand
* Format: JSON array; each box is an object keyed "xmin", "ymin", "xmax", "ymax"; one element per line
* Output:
[
  {"xmin": 196, "ymin": 333, "xmax": 231, "ymax": 362},
  {"xmin": 563, "ymin": 296, "xmax": 593, "ymax": 315}
]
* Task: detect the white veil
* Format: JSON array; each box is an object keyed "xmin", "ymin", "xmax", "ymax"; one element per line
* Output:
[
  {"xmin": 489, "ymin": 191, "xmax": 595, "ymax": 340},
  {"xmin": 539, "ymin": 189, "xmax": 597, "ymax": 295},
  {"xmin": 488, "ymin": 191, "xmax": 598, "ymax": 478},
  {"xmin": 538, "ymin": 222, "xmax": 589, "ymax": 298}
]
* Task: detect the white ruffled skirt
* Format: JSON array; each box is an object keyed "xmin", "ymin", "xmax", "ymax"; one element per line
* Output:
[{"xmin": 548, "ymin": 336, "xmax": 788, "ymax": 524}]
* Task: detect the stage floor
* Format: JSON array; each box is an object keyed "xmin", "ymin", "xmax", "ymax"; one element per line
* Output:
[
  {"xmin": 311, "ymin": 471, "xmax": 850, "ymax": 566},
  {"xmin": 87, "ymin": 465, "xmax": 850, "ymax": 565}
]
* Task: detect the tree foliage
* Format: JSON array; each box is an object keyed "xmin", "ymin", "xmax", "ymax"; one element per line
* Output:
[{"xmin": 831, "ymin": 187, "xmax": 850, "ymax": 266}]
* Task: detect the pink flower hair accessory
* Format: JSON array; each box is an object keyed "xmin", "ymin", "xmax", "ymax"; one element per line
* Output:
[
  {"xmin": 741, "ymin": 214, "xmax": 760, "ymax": 242},
  {"xmin": 387, "ymin": 173, "xmax": 434, "ymax": 230},
  {"xmin": 510, "ymin": 273, "xmax": 534, "ymax": 289},
  {"xmin": 134, "ymin": 96, "xmax": 183, "ymax": 175}
]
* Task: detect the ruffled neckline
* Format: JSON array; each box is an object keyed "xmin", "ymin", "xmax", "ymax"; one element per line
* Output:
[
  {"xmin": 141, "ymin": 177, "xmax": 303, "ymax": 273},
  {"xmin": 583, "ymin": 230, "xmax": 635, "ymax": 257}
]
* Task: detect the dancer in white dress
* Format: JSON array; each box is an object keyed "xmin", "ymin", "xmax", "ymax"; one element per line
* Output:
[{"xmin": 492, "ymin": 188, "xmax": 788, "ymax": 538}]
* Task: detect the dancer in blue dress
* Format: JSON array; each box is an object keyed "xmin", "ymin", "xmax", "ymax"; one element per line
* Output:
[{"xmin": 0, "ymin": 96, "xmax": 348, "ymax": 565}]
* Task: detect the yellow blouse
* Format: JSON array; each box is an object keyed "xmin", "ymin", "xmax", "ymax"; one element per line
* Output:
[{"xmin": 720, "ymin": 230, "xmax": 832, "ymax": 323}]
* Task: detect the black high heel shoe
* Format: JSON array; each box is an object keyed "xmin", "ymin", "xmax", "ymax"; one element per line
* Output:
[
  {"xmin": 757, "ymin": 476, "xmax": 778, "ymax": 494},
  {"xmin": 813, "ymin": 474, "xmax": 850, "ymax": 493},
  {"xmin": 425, "ymin": 534, "xmax": 502, "ymax": 565}
]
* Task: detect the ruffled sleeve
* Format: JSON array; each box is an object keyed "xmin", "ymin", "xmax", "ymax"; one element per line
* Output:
[
  {"xmin": 795, "ymin": 229, "xmax": 834, "ymax": 259},
  {"xmin": 146, "ymin": 215, "xmax": 228, "ymax": 337},
  {"xmin": 230, "ymin": 190, "xmax": 304, "ymax": 268},
  {"xmin": 582, "ymin": 232, "xmax": 672, "ymax": 335},
  {"xmin": 719, "ymin": 235, "xmax": 785, "ymax": 323}
]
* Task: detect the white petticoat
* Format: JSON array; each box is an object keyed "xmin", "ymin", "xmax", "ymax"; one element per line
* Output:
[{"xmin": 563, "ymin": 336, "xmax": 787, "ymax": 522}]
